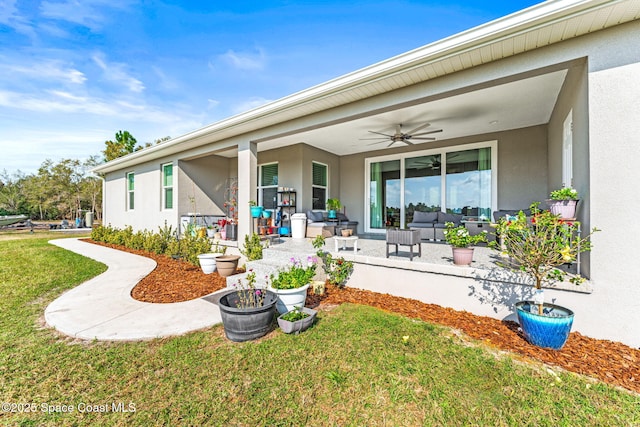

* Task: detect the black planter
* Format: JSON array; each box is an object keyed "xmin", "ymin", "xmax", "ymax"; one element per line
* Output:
[
  {"xmin": 216, "ymin": 290, "xmax": 277, "ymax": 342},
  {"xmin": 225, "ymin": 224, "xmax": 238, "ymax": 241}
]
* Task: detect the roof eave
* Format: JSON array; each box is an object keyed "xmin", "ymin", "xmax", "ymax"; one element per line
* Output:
[{"xmin": 92, "ymin": 0, "xmax": 624, "ymax": 174}]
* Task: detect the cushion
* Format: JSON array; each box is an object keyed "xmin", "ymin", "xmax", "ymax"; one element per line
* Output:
[
  {"xmin": 306, "ymin": 210, "xmax": 325, "ymax": 222},
  {"xmin": 438, "ymin": 212, "xmax": 462, "ymax": 224},
  {"xmin": 412, "ymin": 211, "xmax": 438, "ymax": 223}
]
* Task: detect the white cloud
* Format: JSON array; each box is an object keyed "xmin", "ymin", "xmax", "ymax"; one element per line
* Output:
[
  {"xmin": 92, "ymin": 53, "xmax": 145, "ymax": 93},
  {"xmin": 0, "ymin": 0, "xmax": 35, "ymax": 36},
  {"xmin": 207, "ymin": 99, "xmax": 220, "ymax": 109},
  {"xmin": 39, "ymin": 0, "xmax": 132, "ymax": 31},
  {"xmin": 0, "ymin": 59, "xmax": 86, "ymax": 85},
  {"xmin": 219, "ymin": 48, "xmax": 267, "ymax": 70}
]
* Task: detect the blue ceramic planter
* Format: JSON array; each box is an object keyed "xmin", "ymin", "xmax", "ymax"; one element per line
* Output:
[
  {"xmin": 250, "ymin": 206, "xmax": 264, "ymax": 218},
  {"xmin": 515, "ymin": 301, "xmax": 574, "ymax": 350}
]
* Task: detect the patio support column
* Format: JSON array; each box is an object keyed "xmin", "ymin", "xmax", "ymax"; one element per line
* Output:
[{"xmin": 237, "ymin": 140, "xmax": 258, "ymax": 244}]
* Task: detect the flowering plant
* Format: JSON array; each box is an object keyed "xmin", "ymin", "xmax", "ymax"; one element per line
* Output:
[
  {"xmin": 549, "ymin": 187, "xmax": 578, "ymax": 200},
  {"xmin": 270, "ymin": 256, "xmax": 317, "ymax": 290},
  {"xmin": 223, "ymin": 178, "xmax": 238, "ymax": 223},
  {"xmin": 443, "ymin": 222, "xmax": 487, "ymax": 248},
  {"xmin": 492, "ymin": 202, "xmax": 599, "ymax": 293},
  {"xmin": 233, "ymin": 269, "xmax": 266, "ymax": 309}
]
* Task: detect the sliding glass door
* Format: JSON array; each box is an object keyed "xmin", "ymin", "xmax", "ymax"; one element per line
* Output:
[
  {"xmin": 365, "ymin": 142, "xmax": 496, "ymax": 233},
  {"xmin": 368, "ymin": 159, "xmax": 400, "ymax": 230},
  {"xmin": 445, "ymin": 147, "xmax": 492, "ymax": 219}
]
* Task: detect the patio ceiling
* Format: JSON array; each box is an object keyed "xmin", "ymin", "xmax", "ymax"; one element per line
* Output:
[{"xmin": 253, "ymin": 69, "xmax": 568, "ymax": 156}]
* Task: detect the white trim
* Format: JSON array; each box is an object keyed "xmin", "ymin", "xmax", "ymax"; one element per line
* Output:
[
  {"xmin": 562, "ymin": 110, "xmax": 573, "ymax": 188},
  {"xmin": 364, "ymin": 141, "xmax": 498, "ymax": 233}
]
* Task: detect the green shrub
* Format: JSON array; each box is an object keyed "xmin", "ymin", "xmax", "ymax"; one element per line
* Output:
[
  {"xmin": 240, "ymin": 233, "xmax": 264, "ymax": 261},
  {"xmin": 90, "ymin": 224, "xmax": 212, "ymax": 267}
]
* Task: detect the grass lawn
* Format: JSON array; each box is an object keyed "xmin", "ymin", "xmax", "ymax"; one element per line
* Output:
[{"xmin": 0, "ymin": 236, "xmax": 638, "ymax": 426}]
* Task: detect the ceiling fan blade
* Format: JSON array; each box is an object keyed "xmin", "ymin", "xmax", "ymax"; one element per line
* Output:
[
  {"xmin": 387, "ymin": 141, "xmax": 397, "ymax": 147},
  {"xmin": 406, "ymin": 122, "xmax": 431, "ymax": 135},
  {"xmin": 411, "ymin": 129, "xmax": 443, "ymax": 136},
  {"xmin": 367, "ymin": 141, "xmax": 385, "ymax": 146},
  {"xmin": 411, "ymin": 137, "xmax": 437, "ymax": 141},
  {"xmin": 359, "ymin": 137, "xmax": 389, "ymax": 141},
  {"xmin": 368, "ymin": 130, "xmax": 394, "ymax": 137},
  {"xmin": 403, "ymin": 140, "xmax": 414, "ymax": 145}
]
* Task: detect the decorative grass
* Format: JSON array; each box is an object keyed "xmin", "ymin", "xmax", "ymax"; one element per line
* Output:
[{"xmin": 0, "ymin": 237, "xmax": 638, "ymax": 426}]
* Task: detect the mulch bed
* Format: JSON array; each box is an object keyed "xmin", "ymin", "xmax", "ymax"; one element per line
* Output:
[{"xmin": 88, "ymin": 239, "xmax": 640, "ymax": 394}]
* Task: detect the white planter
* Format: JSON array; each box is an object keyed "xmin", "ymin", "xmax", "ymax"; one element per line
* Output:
[
  {"xmin": 207, "ymin": 229, "xmax": 216, "ymax": 238},
  {"xmin": 197, "ymin": 253, "xmax": 222, "ymax": 274},
  {"xmin": 269, "ymin": 283, "xmax": 311, "ymax": 314}
]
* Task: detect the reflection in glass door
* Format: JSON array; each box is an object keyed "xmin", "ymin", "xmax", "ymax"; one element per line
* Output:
[
  {"xmin": 369, "ymin": 159, "xmax": 400, "ymax": 230},
  {"xmin": 404, "ymin": 154, "xmax": 441, "ymax": 225},
  {"xmin": 445, "ymin": 148, "xmax": 492, "ymax": 220}
]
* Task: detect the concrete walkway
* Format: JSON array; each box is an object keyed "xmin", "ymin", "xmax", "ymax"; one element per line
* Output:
[{"xmin": 44, "ymin": 238, "xmax": 223, "ymax": 341}]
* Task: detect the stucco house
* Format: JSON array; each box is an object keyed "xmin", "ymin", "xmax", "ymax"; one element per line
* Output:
[{"xmin": 93, "ymin": 0, "xmax": 640, "ymax": 347}]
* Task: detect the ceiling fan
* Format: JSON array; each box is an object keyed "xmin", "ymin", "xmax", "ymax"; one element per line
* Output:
[{"xmin": 360, "ymin": 123, "xmax": 443, "ymax": 147}]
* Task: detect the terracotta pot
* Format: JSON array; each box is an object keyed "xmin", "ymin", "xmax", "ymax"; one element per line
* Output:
[
  {"xmin": 341, "ymin": 229, "xmax": 352, "ymax": 237},
  {"xmin": 215, "ymin": 255, "xmax": 241, "ymax": 277},
  {"xmin": 451, "ymin": 247, "xmax": 474, "ymax": 266}
]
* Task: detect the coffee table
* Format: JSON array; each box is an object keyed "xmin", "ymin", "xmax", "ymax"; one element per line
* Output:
[{"xmin": 334, "ymin": 235, "xmax": 358, "ymax": 253}]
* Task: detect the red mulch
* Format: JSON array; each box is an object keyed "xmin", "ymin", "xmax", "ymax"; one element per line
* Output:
[{"xmin": 88, "ymin": 239, "xmax": 640, "ymax": 395}]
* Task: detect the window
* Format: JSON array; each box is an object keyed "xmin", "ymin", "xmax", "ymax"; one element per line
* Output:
[
  {"xmin": 162, "ymin": 163, "xmax": 173, "ymax": 210},
  {"xmin": 259, "ymin": 163, "xmax": 278, "ymax": 209},
  {"xmin": 312, "ymin": 162, "xmax": 327, "ymax": 210},
  {"xmin": 126, "ymin": 172, "xmax": 135, "ymax": 210}
]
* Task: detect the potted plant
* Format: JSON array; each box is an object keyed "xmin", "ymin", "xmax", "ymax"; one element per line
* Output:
[
  {"xmin": 249, "ymin": 200, "xmax": 263, "ymax": 218},
  {"xmin": 206, "ymin": 224, "xmax": 218, "ymax": 239},
  {"xmin": 547, "ymin": 187, "xmax": 579, "ymax": 219},
  {"xmin": 277, "ymin": 306, "xmax": 317, "ymax": 334},
  {"xmin": 443, "ymin": 222, "xmax": 487, "ymax": 266},
  {"xmin": 492, "ymin": 202, "xmax": 599, "ymax": 350},
  {"xmin": 197, "ymin": 240, "xmax": 228, "ymax": 274},
  {"xmin": 214, "ymin": 270, "xmax": 278, "ymax": 342},
  {"xmin": 215, "ymin": 254, "xmax": 241, "ymax": 277},
  {"xmin": 326, "ymin": 198, "xmax": 341, "ymax": 219},
  {"xmin": 268, "ymin": 256, "xmax": 317, "ymax": 314}
]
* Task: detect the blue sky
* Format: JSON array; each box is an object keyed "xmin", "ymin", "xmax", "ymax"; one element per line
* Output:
[{"xmin": 0, "ymin": 0, "xmax": 542, "ymax": 174}]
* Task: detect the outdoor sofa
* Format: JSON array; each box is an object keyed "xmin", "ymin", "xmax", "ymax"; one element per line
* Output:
[
  {"xmin": 408, "ymin": 211, "xmax": 464, "ymax": 241},
  {"xmin": 305, "ymin": 210, "xmax": 358, "ymax": 238}
]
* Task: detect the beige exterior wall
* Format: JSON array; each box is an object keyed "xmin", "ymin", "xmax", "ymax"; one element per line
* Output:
[
  {"xmin": 103, "ymin": 156, "xmax": 178, "ymax": 231},
  {"xmin": 98, "ymin": 19, "xmax": 640, "ymax": 346}
]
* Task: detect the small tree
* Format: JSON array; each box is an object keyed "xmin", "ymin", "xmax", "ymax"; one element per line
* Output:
[{"xmin": 492, "ymin": 202, "xmax": 599, "ymax": 314}]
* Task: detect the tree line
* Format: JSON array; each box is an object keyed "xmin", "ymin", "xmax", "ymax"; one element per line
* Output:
[{"xmin": 0, "ymin": 131, "xmax": 170, "ymax": 222}]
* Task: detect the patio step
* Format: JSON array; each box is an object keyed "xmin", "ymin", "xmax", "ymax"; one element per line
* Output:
[{"xmin": 224, "ymin": 245, "xmax": 317, "ymax": 288}]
